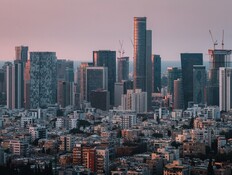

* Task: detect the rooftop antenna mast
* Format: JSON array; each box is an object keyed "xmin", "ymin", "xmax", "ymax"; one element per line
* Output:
[
  {"xmin": 209, "ymin": 30, "xmax": 218, "ymax": 50},
  {"xmin": 118, "ymin": 40, "xmax": 125, "ymax": 58},
  {"xmin": 222, "ymin": 30, "xmax": 224, "ymax": 50}
]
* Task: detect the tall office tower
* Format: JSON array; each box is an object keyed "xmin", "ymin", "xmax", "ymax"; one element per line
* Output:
[
  {"xmin": 114, "ymin": 82, "xmax": 124, "ymax": 107},
  {"xmin": 0, "ymin": 69, "xmax": 5, "ymax": 105},
  {"xmin": 133, "ymin": 17, "xmax": 146, "ymax": 91},
  {"xmin": 78, "ymin": 62, "xmax": 93, "ymax": 103},
  {"xmin": 13, "ymin": 60, "xmax": 24, "ymax": 109},
  {"xmin": 193, "ymin": 65, "xmax": 206, "ymax": 105},
  {"xmin": 219, "ymin": 67, "xmax": 232, "ymax": 112},
  {"xmin": 56, "ymin": 59, "xmax": 74, "ymax": 107},
  {"xmin": 56, "ymin": 59, "xmax": 74, "ymax": 82},
  {"xmin": 15, "ymin": 46, "xmax": 28, "ymax": 63},
  {"xmin": 1, "ymin": 62, "xmax": 12, "ymax": 106},
  {"xmin": 167, "ymin": 67, "xmax": 182, "ymax": 95},
  {"xmin": 181, "ymin": 53, "xmax": 203, "ymax": 109},
  {"xmin": 90, "ymin": 89, "xmax": 110, "ymax": 111},
  {"xmin": 93, "ymin": 50, "xmax": 116, "ymax": 105},
  {"xmin": 146, "ymin": 30, "xmax": 152, "ymax": 110},
  {"xmin": 117, "ymin": 57, "xmax": 129, "ymax": 82},
  {"xmin": 207, "ymin": 49, "xmax": 231, "ymax": 106},
  {"xmin": 57, "ymin": 81, "xmax": 74, "ymax": 108},
  {"xmin": 152, "ymin": 54, "xmax": 161, "ymax": 93},
  {"xmin": 134, "ymin": 17, "xmax": 152, "ymax": 111},
  {"xmin": 30, "ymin": 52, "xmax": 57, "ymax": 108},
  {"xmin": 86, "ymin": 67, "xmax": 108, "ymax": 101},
  {"xmin": 121, "ymin": 89, "xmax": 147, "ymax": 113},
  {"xmin": 24, "ymin": 60, "xmax": 30, "ymax": 109},
  {"xmin": 6, "ymin": 63, "xmax": 14, "ymax": 109},
  {"xmin": 173, "ymin": 78, "xmax": 184, "ymax": 109}
]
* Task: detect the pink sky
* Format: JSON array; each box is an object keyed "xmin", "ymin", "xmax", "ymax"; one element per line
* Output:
[{"xmin": 0, "ymin": 0, "xmax": 232, "ymax": 61}]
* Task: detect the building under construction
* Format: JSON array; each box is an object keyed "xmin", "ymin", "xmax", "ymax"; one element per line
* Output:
[{"xmin": 207, "ymin": 49, "xmax": 232, "ymax": 106}]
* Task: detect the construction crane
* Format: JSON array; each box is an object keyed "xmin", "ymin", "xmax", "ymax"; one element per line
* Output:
[
  {"xmin": 222, "ymin": 30, "xmax": 224, "ymax": 50},
  {"xmin": 118, "ymin": 40, "xmax": 125, "ymax": 58},
  {"xmin": 209, "ymin": 30, "xmax": 218, "ymax": 50}
]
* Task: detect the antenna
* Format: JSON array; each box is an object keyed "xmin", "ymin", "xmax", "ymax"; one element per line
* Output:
[
  {"xmin": 209, "ymin": 30, "xmax": 218, "ymax": 49},
  {"xmin": 222, "ymin": 30, "xmax": 224, "ymax": 50},
  {"xmin": 118, "ymin": 40, "xmax": 125, "ymax": 58}
]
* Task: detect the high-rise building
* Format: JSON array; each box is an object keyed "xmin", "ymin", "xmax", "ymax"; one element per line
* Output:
[
  {"xmin": 13, "ymin": 60, "xmax": 24, "ymax": 109},
  {"xmin": 121, "ymin": 89, "xmax": 147, "ymax": 113},
  {"xmin": 193, "ymin": 65, "xmax": 206, "ymax": 105},
  {"xmin": 207, "ymin": 49, "xmax": 231, "ymax": 106},
  {"xmin": 56, "ymin": 59, "xmax": 74, "ymax": 82},
  {"xmin": 15, "ymin": 46, "xmax": 28, "ymax": 63},
  {"xmin": 219, "ymin": 67, "xmax": 232, "ymax": 112},
  {"xmin": 57, "ymin": 81, "xmax": 74, "ymax": 108},
  {"xmin": 86, "ymin": 67, "xmax": 108, "ymax": 101},
  {"xmin": 117, "ymin": 57, "xmax": 129, "ymax": 82},
  {"xmin": 6, "ymin": 63, "xmax": 14, "ymax": 109},
  {"xmin": 167, "ymin": 67, "xmax": 182, "ymax": 95},
  {"xmin": 89, "ymin": 89, "xmax": 110, "ymax": 111},
  {"xmin": 30, "ymin": 52, "xmax": 57, "ymax": 108},
  {"xmin": 1, "ymin": 62, "xmax": 12, "ymax": 106},
  {"xmin": 181, "ymin": 53, "xmax": 203, "ymax": 109},
  {"xmin": 152, "ymin": 54, "xmax": 161, "ymax": 93},
  {"xmin": 173, "ymin": 78, "xmax": 184, "ymax": 109},
  {"xmin": 0, "ymin": 69, "xmax": 6, "ymax": 105},
  {"xmin": 56, "ymin": 59, "xmax": 74, "ymax": 107},
  {"xmin": 146, "ymin": 30, "xmax": 152, "ymax": 111},
  {"xmin": 78, "ymin": 62, "xmax": 93, "ymax": 103},
  {"xmin": 24, "ymin": 60, "xmax": 30, "ymax": 109},
  {"xmin": 114, "ymin": 82, "xmax": 124, "ymax": 107},
  {"xmin": 93, "ymin": 50, "xmax": 116, "ymax": 105},
  {"xmin": 133, "ymin": 17, "xmax": 147, "ymax": 91},
  {"xmin": 133, "ymin": 17, "xmax": 152, "ymax": 111}
]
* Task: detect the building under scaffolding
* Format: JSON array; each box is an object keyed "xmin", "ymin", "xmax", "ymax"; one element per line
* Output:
[{"xmin": 207, "ymin": 49, "xmax": 232, "ymax": 106}]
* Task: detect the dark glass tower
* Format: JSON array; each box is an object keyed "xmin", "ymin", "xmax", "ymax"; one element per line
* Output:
[
  {"xmin": 193, "ymin": 65, "xmax": 206, "ymax": 104},
  {"xmin": 117, "ymin": 57, "xmax": 129, "ymax": 82},
  {"xmin": 93, "ymin": 50, "xmax": 116, "ymax": 105},
  {"xmin": 181, "ymin": 53, "xmax": 203, "ymax": 109},
  {"xmin": 152, "ymin": 55, "xmax": 161, "ymax": 93},
  {"xmin": 133, "ymin": 17, "xmax": 147, "ymax": 91}
]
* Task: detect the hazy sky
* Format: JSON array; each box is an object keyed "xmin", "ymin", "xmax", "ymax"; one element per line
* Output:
[{"xmin": 0, "ymin": 0, "xmax": 232, "ymax": 61}]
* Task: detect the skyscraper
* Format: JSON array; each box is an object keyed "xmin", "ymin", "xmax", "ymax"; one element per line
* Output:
[
  {"xmin": 24, "ymin": 60, "xmax": 30, "ymax": 109},
  {"xmin": 207, "ymin": 49, "xmax": 231, "ymax": 106},
  {"xmin": 117, "ymin": 57, "xmax": 129, "ymax": 82},
  {"xmin": 152, "ymin": 54, "xmax": 161, "ymax": 93},
  {"xmin": 15, "ymin": 46, "xmax": 28, "ymax": 63},
  {"xmin": 167, "ymin": 67, "xmax": 182, "ymax": 95},
  {"xmin": 78, "ymin": 62, "xmax": 93, "ymax": 103},
  {"xmin": 173, "ymin": 78, "xmax": 184, "ymax": 109},
  {"xmin": 93, "ymin": 50, "xmax": 116, "ymax": 105},
  {"xmin": 193, "ymin": 65, "xmax": 206, "ymax": 105},
  {"xmin": 56, "ymin": 59, "xmax": 74, "ymax": 107},
  {"xmin": 133, "ymin": 17, "xmax": 152, "ymax": 111},
  {"xmin": 219, "ymin": 67, "xmax": 232, "ymax": 112},
  {"xmin": 86, "ymin": 67, "xmax": 108, "ymax": 101},
  {"xmin": 14, "ymin": 60, "xmax": 24, "ymax": 109},
  {"xmin": 30, "ymin": 52, "xmax": 57, "ymax": 108},
  {"xmin": 0, "ymin": 69, "xmax": 5, "ymax": 105},
  {"xmin": 133, "ymin": 17, "xmax": 147, "ymax": 91},
  {"xmin": 146, "ymin": 30, "xmax": 152, "ymax": 111},
  {"xmin": 6, "ymin": 63, "xmax": 14, "ymax": 109},
  {"xmin": 181, "ymin": 53, "xmax": 203, "ymax": 109}
]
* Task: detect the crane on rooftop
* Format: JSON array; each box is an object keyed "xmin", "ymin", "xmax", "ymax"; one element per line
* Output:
[{"xmin": 209, "ymin": 30, "xmax": 218, "ymax": 50}]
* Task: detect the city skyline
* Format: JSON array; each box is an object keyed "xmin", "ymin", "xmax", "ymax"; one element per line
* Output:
[{"xmin": 0, "ymin": 0, "xmax": 232, "ymax": 61}]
